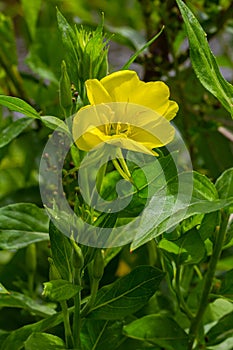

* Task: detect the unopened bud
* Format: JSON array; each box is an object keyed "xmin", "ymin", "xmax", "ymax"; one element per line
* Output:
[
  {"xmin": 72, "ymin": 242, "xmax": 84, "ymax": 270},
  {"xmin": 59, "ymin": 60, "xmax": 72, "ymax": 113},
  {"xmin": 93, "ymin": 249, "xmax": 104, "ymax": 281}
]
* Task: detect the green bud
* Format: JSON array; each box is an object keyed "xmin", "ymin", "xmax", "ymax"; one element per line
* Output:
[
  {"xmin": 72, "ymin": 242, "xmax": 84, "ymax": 270},
  {"xmin": 48, "ymin": 257, "xmax": 61, "ymax": 280},
  {"xmin": 25, "ymin": 243, "xmax": 36, "ymax": 274},
  {"xmin": 59, "ymin": 60, "xmax": 72, "ymax": 113},
  {"xmin": 92, "ymin": 249, "xmax": 104, "ymax": 281}
]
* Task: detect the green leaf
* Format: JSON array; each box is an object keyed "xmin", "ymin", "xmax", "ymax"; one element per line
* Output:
[
  {"xmin": 176, "ymin": 0, "xmax": 233, "ymax": 116},
  {"xmin": 0, "ymin": 331, "xmax": 9, "ymax": 345},
  {"xmin": 88, "ymin": 266, "xmax": 164, "ymax": 319},
  {"xmin": 198, "ymin": 211, "xmax": 220, "ymax": 241},
  {"xmin": 40, "ymin": 115, "xmax": 70, "ymax": 134},
  {"xmin": 24, "ymin": 332, "xmax": 65, "ymax": 350},
  {"xmin": 219, "ymin": 269, "xmax": 233, "ymax": 302},
  {"xmin": 43, "ymin": 279, "xmax": 81, "ymax": 302},
  {"xmin": 49, "ymin": 221, "xmax": 73, "ymax": 282},
  {"xmin": 0, "ymin": 96, "xmax": 40, "ymax": 119},
  {"xmin": 21, "ymin": 0, "xmax": 42, "ymax": 40},
  {"xmin": 122, "ymin": 26, "xmax": 164, "ymax": 70},
  {"xmin": 123, "ymin": 314, "xmax": 188, "ymax": 350},
  {"xmin": 0, "ymin": 291, "xmax": 56, "ymax": 317},
  {"xmin": 159, "ymin": 228, "xmax": 206, "ymax": 265},
  {"xmin": 81, "ymin": 319, "xmax": 123, "ymax": 350},
  {"xmin": 215, "ymin": 168, "xmax": 233, "ymax": 199},
  {"xmin": 0, "ymin": 203, "xmax": 49, "ymax": 250},
  {"xmin": 131, "ymin": 171, "xmax": 233, "ymax": 250},
  {"xmin": 0, "ymin": 118, "xmax": 33, "ymax": 148},
  {"xmin": 206, "ymin": 311, "xmax": 233, "ymax": 346},
  {"xmin": 56, "ymin": 9, "xmax": 79, "ymax": 88},
  {"xmin": 0, "ymin": 283, "xmax": 9, "ymax": 294},
  {"xmin": 0, "ymin": 307, "xmax": 72, "ymax": 350},
  {"xmin": 192, "ymin": 172, "xmax": 218, "ymax": 201}
]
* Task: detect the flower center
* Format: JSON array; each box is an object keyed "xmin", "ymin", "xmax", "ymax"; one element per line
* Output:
[{"xmin": 105, "ymin": 122, "xmax": 131, "ymax": 137}]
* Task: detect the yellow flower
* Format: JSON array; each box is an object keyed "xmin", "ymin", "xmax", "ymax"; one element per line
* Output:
[{"xmin": 73, "ymin": 70, "xmax": 178, "ymax": 154}]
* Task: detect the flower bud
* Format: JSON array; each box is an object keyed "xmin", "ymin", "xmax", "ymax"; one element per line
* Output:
[
  {"xmin": 59, "ymin": 60, "xmax": 72, "ymax": 113},
  {"xmin": 72, "ymin": 242, "xmax": 84, "ymax": 270},
  {"xmin": 92, "ymin": 249, "xmax": 104, "ymax": 281}
]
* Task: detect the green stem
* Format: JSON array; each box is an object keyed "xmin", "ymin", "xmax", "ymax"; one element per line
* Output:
[
  {"xmin": 188, "ymin": 212, "xmax": 229, "ymax": 349},
  {"xmin": 147, "ymin": 239, "xmax": 157, "ymax": 266},
  {"xmin": 175, "ymin": 265, "xmax": 194, "ymax": 320},
  {"xmin": 112, "ymin": 158, "xmax": 131, "ymax": 182},
  {"xmin": 60, "ymin": 300, "xmax": 74, "ymax": 348},
  {"xmin": 26, "ymin": 243, "xmax": 36, "ymax": 298},
  {"xmin": 73, "ymin": 270, "xmax": 82, "ymax": 349},
  {"xmin": 81, "ymin": 249, "xmax": 104, "ymax": 317},
  {"xmin": 81, "ymin": 276, "xmax": 99, "ymax": 318},
  {"xmin": 96, "ymin": 160, "xmax": 108, "ymax": 195},
  {"xmin": 118, "ymin": 157, "xmax": 131, "ymax": 180}
]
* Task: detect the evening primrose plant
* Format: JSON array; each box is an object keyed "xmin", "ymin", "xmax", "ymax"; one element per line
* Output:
[{"xmin": 0, "ymin": 1, "xmax": 233, "ymax": 350}]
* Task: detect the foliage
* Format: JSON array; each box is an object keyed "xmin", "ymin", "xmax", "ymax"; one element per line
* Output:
[{"xmin": 0, "ymin": 0, "xmax": 233, "ymax": 349}]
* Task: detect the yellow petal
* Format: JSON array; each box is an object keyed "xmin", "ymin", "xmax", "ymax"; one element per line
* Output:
[
  {"xmin": 85, "ymin": 79, "xmax": 112, "ymax": 105},
  {"xmin": 75, "ymin": 126, "xmax": 110, "ymax": 151},
  {"xmin": 163, "ymin": 101, "xmax": 179, "ymax": 121},
  {"xmin": 101, "ymin": 71, "xmax": 176, "ymax": 118},
  {"xmin": 100, "ymin": 70, "xmax": 139, "ymax": 101},
  {"xmin": 105, "ymin": 137, "xmax": 153, "ymax": 155},
  {"xmin": 129, "ymin": 81, "xmax": 171, "ymax": 115}
]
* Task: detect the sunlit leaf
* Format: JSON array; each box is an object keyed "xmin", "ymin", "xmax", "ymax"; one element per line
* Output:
[
  {"xmin": 0, "ymin": 96, "xmax": 39, "ymax": 119},
  {"xmin": 176, "ymin": 0, "xmax": 233, "ymax": 116}
]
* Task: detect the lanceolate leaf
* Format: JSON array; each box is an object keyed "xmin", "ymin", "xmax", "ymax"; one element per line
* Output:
[
  {"xmin": 0, "ymin": 203, "xmax": 49, "ymax": 250},
  {"xmin": 81, "ymin": 319, "xmax": 123, "ymax": 350},
  {"xmin": 56, "ymin": 9, "xmax": 79, "ymax": 88},
  {"xmin": 43, "ymin": 279, "xmax": 81, "ymax": 302},
  {"xmin": 176, "ymin": 0, "xmax": 233, "ymax": 117},
  {"xmin": 123, "ymin": 314, "xmax": 188, "ymax": 350},
  {"xmin": 24, "ymin": 332, "xmax": 65, "ymax": 350},
  {"xmin": 0, "ymin": 95, "xmax": 40, "ymax": 119},
  {"xmin": 49, "ymin": 221, "xmax": 73, "ymax": 282},
  {"xmin": 131, "ymin": 171, "xmax": 233, "ymax": 250},
  {"xmin": 88, "ymin": 266, "xmax": 164, "ymax": 319},
  {"xmin": 215, "ymin": 168, "xmax": 233, "ymax": 199},
  {"xmin": 0, "ymin": 291, "xmax": 56, "ymax": 317},
  {"xmin": 122, "ymin": 26, "xmax": 164, "ymax": 70},
  {"xmin": 206, "ymin": 312, "xmax": 233, "ymax": 346},
  {"xmin": 0, "ymin": 118, "xmax": 33, "ymax": 148}
]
